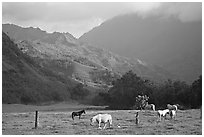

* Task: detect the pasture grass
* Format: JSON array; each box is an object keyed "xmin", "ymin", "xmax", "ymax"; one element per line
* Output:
[{"xmin": 2, "ymin": 104, "xmax": 202, "ymax": 135}]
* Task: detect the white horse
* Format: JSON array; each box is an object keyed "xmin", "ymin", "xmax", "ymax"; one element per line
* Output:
[
  {"xmin": 157, "ymin": 109, "xmax": 170, "ymax": 121},
  {"xmin": 169, "ymin": 110, "xmax": 176, "ymax": 120},
  {"xmin": 167, "ymin": 104, "xmax": 178, "ymax": 111},
  {"xmin": 90, "ymin": 114, "xmax": 112, "ymax": 129},
  {"xmin": 145, "ymin": 103, "xmax": 156, "ymax": 111}
]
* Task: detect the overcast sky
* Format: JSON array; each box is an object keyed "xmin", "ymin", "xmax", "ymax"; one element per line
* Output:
[{"xmin": 2, "ymin": 2, "xmax": 202, "ymax": 38}]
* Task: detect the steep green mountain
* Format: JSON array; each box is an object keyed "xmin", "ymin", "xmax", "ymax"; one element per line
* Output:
[{"xmin": 79, "ymin": 14, "xmax": 202, "ymax": 83}]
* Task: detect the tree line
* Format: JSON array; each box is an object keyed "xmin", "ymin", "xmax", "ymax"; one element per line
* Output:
[{"xmin": 93, "ymin": 70, "xmax": 202, "ymax": 110}]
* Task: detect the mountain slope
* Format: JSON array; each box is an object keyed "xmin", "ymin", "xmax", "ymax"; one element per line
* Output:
[
  {"xmin": 2, "ymin": 32, "xmax": 75, "ymax": 104},
  {"xmin": 79, "ymin": 14, "xmax": 202, "ymax": 83},
  {"xmin": 3, "ymin": 23, "xmax": 176, "ymax": 84}
]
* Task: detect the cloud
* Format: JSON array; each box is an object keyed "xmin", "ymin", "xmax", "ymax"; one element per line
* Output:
[
  {"xmin": 135, "ymin": 2, "xmax": 202, "ymax": 22},
  {"xmin": 3, "ymin": 3, "xmax": 127, "ymax": 22},
  {"xmin": 2, "ymin": 2, "xmax": 202, "ymax": 38},
  {"xmin": 128, "ymin": 2, "xmax": 162, "ymax": 14},
  {"xmin": 162, "ymin": 3, "xmax": 202, "ymax": 22}
]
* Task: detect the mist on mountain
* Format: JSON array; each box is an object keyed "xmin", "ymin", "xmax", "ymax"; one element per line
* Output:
[{"xmin": 79, "ymin": 13, "xmax": 202, "ymax": 83}]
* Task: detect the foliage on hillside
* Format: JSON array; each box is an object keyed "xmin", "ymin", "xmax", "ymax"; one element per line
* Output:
[
  {"xmin": 70, "ymin": 83, "xmax": 90, "ymax": 100},
  {"xmin": 94, "ymin": 70, "xmax": 202, "ymax": 109},
  {"xmin": 89, "ymin": 69, "xmax": 120, "ymax": 85}
]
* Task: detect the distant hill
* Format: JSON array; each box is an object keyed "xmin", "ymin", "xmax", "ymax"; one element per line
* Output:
[
  {"xmin": 79, "ymin": 14, "xmax": 202, "ymax": 83},
  {"xmin": 2, "ymin": 31, "xmax": 76, "ymax": 104},
  {"xmin": 3, "ymin": 23, "xmax": 176, "ymax": 84}
]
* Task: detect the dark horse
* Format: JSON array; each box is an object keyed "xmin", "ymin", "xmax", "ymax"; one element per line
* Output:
[{"xmin": 71, "ymin": 110, "xmax": 86, "ymax": 120}]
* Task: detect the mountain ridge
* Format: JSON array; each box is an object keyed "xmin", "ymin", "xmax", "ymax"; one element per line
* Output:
[
  {"xmin": 3, "ymin": 23, "xmax": 176, "ymax": 85},
  {"xmin": 79, "ymin": 13, "xmax": 202, "ymax": 83}
]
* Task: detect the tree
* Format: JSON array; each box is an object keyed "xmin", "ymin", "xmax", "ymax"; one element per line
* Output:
[
  {"xmin": 191, "ymin": 75, "xmax": 202, "ymax": 108},
  {"xmin": 107, "ymin": 70, "xmax": 154, "ymax": 109},
  {"xmin": 153, "ymin": 79, "xmax": 191, "ymax": 109}
]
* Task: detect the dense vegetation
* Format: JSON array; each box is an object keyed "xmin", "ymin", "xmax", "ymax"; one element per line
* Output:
[
  {"xmin": 89, "ymin": 69, "xmax": 120, "ymax": 85},
  {"xmin": 94, "ymin": 71, "xmax": 202, "ymax": 109},
  {"xmin": 70, "ymin": 83, "xmax": 90, "ymax": 100}
]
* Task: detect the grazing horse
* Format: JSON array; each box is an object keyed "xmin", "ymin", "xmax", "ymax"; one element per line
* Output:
[
  {"xmin": 167, "ymin": 104, "xmax": 178, "ymax": 111},
  {"xmin": 145, "ymin": 102, "xmax": 156, "ymax": 111},
  {"xmin": 169, "ymin": 110, "xmax": 176, "ymax": 120},
  {"xmin": 71, "ymin": 110, "xmax": 85, "ymax": 120},
  {"xmin": 157, "ymin": 109, "xmax": 170, "ymax": 121},
  {"xmin": 90, "ymin": 114, "xmax": 112, "ymax": 129}
]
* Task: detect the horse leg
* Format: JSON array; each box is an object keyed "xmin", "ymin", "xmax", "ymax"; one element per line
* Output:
[
  {"xmin": 157, "ymin": 114, "xmax": 161, "ymax": 121},
  {"xmin": 173, "ymin": 114, "xmax": 176, "ymax": 120},
  {"xmin": 109, "ymin": 119, "xmax": 112, "ymax": 128},
  {"xmin": 136, "ymin": 118, "xmax": 139, "ymax": 124},
  {"xmin": 161, "ymin": 116, "xmax": 165, "ymax": 121},
  {"xmin": 98, "ymin": 121, "xmax": 102, "ymax": 129},
  {"xmin": 103, "ymin": 123, "xmax": 108, "ymax": 129}
]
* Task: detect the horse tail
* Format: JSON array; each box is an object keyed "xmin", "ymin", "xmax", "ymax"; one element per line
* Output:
[
  {"xmin": 174, "ymin": 105, "xmax": 178, "ymax": 111},
  {"xmin": 152, "ymin": 104, "xmax": 155, "ymax": 111}
]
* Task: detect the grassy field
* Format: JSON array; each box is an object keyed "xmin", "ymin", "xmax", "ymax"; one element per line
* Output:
[{"xmin": 2, "ymin": 103, "xmax": 202, "ymax": 135}]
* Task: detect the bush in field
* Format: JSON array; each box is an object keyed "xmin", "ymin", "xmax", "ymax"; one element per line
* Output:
[{"xmin": 134, "ymin": 95, "xmax": 149, "ymax": 110}]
